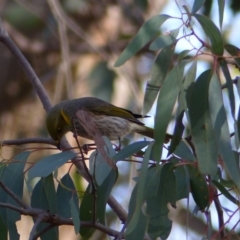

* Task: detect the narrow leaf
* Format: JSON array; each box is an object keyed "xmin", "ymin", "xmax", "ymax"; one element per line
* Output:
[
  {"xmin": 143, "ymin": 45, "xmax": 175, "ymax": 114},
  {"xmin": 31, "ymin": 175, "xmax": 58, "ymax": 240},
  {"xmin": 0, "ymin": 151, "xmax": 30, "ymax": 240},
  {"xmin": 115, "ymin": 14, "xmax": 171, "ymax": 67},
  {"xmin": 89, "ymin": 137, "xmax": 116, "ymax": 186},
  {"xmin": 191, "ymin": 0, "xmax": 206, "ymax": 13},
  {"xmin": 217, "ymin": 0, "xmax": 225, "ymax": 29},
  {"xmin": 113, "ymin": 140, "xmax": 151, "ymax": 161},
  {"xmin": 225, "ymin": 44, "xmax": 240, "ymax": 68},
  {"xmin": 70, "ymin": 197, "xmax": 80, "ymax": 234},
  {"xmin": 80, "ymin": 168, "xmax": 117, "ymax": 237},
  {"xmin": 174, "ymin": 166, "xmax": 190, "ymax": 200},
  {"xmin": 193, "ymin": 14, "xmax": 224, "ymax": 55},
  {"xmin": 186, "ymin": 70, "xmax": 218, "ymax": 175},
  {"xmin": 146, "ymin": 162, "xmax": 175, "ymax": 239},
  {"xmin": 126, "ymin": 143, "xmax": 153, "ymax": 234},
  {"xmin": 126, "ymin": 185, "xmax": 147, "ymax": 240},
  {"xmin": 173, "ymin": 140, "xmax": 196, "ymax": 162},
  {"xmin": 219, "ymin": 60, "xmax": 235, "ymax": 118},
  {"xmin": 56, "ymin": 173, "xmax": 79, "ymax": 218},
  {"xmin": 209, "ymin": 73, "xmax": 240, "ymax": 188},
  {"xmin": 152, "ymin": 64, "xmax": 183, "ymax": 160},
  {"xmin": 28, "ymin": 151, "xmax": 76, "ymax": 180},
  {"xmin": 149, "ymin": 27, "xmax": 179, "ymax": 50},
  {"xmin": 188, "ymin": 165, "xmax": 209, "ymax": 210},
  {"xmin": 213, "ymin": 180, "xmax": 240, "ymax": 205}
]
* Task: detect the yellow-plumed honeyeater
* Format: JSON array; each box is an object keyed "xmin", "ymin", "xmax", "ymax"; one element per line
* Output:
[{"xmin": 46, "ymin": 97, "xmax": 171, "ymax": 145}]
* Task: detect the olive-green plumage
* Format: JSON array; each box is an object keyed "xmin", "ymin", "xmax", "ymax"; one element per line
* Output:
[{"xmin": 46, "ymin": 97, "xmax": 158, "ymax": 144}]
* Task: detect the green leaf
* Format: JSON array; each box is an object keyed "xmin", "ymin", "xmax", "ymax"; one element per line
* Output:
[
  {"xmin": 219, "ymin": 60, "xmax": 235, "ymax": 118},
  {"xmin": 28, "ymin": 151, "xmax": 76, "ymax": 180},
  {"xmin": 193, "ymin": 14, "xmax": 224, "ymax": 55},
  {"xmin": 174, "ymin": 166, "xmax": 190, "ymax": 200},
  {"xmin": 0, "ymin": 214, "xmax": 7, "ymax": 240},
  {"xmin": 217, "ymin": 0, "xmax": 225, "ymax": 29},
  {"xmin": 113, "ymin": 140, "xmax": 151, "ymax": 161},
  {"xmin": 89, "ymin": 137, "xmax": 116, "ymax": 186},
  {"xmin": 152, "ymin": 64, "xmax": 183, "ymax": 160},
  {"xmin": 70, "ymin": 196, "xmax": 80, "ymax": 234},
  {"xmin": 191, "ymin": 0, "xmax": 206, "ymax": 13},
  {"xmin": 173, "ymin": 140, "xmax": 196, "ymax": 162},
  {"xmin": 208, "ymin": 73, "xmax": 240, "ymax": 188},
  {"xmin": 114, "ymin": 14, "xmax": 171, "ymax": 67},
  {"xmin": 186, "ymin": 69, "xmax": 218, "ymax": 175},
  {"xmin": 225, "ymin": 44, "xmax": 240, "ymax": 68},
  {"xmin": 0, "ymin": 151, "xmax": 30, "ymax": 240},
  {"xmin": 168, "ymin": 61, "xmax": 193, "ymax": 156},
  {"xmin": 149, "ymin": 27, "xmax": 179, "ymax": 51},
  {"xmin": 188, "ymin": 165, "xmax": 209, "ymax": 210},
  {"xmin": 126, "ymin": 185, "xmax": 147, "ymax": 240},
  {"xmin": 31, "ymin": 175, "xmax": 58, "ymax": 240},
  {"xmin": 146, "ymin": 162, "xmax": 175, "ymax": 239},
  {"xmin": 213, "ymin": 180, "xmax": 240, "ymax": 206},
  {"xmin": 126, "ymin": 143, "xmax": 153, "ymax": 234},
  {"xmin": 56, "ymin": 173, "xmax": 79, "ymax": 218},
  {"xmin": 143, "ymin": 45, "xmax": 175, "ymax": 114},
  {"xmin": 168, "ymin": 105, "xmax": 184, "ymax": 155},
  {"xmin": 80, "ymin": 168, "xmax": 117, "ymax": 237},
  {"xmin": 182, "ymin": 61, "xmax": 197, "ymax": 121}
]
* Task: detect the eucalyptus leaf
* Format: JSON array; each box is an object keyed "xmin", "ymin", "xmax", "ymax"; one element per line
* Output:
[
  {"xmin": 113, "ymin": 140, "xmax": 151, "ymax": 161},
  {"xmin": 31, "ymin": 175, "xmax": 58, "ymax": 240},
  {"xmin": 191, "ymin": 0, "xmax": 206, "ymax": 13},
  {"xmin": 209, "ymin": 73, "xmax": 240, "ymax": 188},
  {"xmin": 152, "ymin": 64, "xmax": 183, "ymax": 160},
  {"xmin": 70, "ymin": 196, "xmax": 80, "ymax": 234},
  {"xmin": 80, "ymin": 168, "xmax": 117, "ymax": 237},
  {"xmin": 193, "ymin": 14, "xmax": 224, "ymax": 55},
  {"xmin": 28, "ymin": 151, "xmax": 76, "ymax": 180},
  {"xmin": 126, "ymin": 143, "xmax": 153, "ymax": 234},
  {"xmin": 217, "ymin": 0, "xmax": 225, "ymax": 29},
  {"xmin": 0, "ymin": 151, "xmax": 30, "ymax": 240},
  {"xmin": 143, "ymin": 44, "xmax": 175, "ymax": 114},
  {"xmin": 115, "ymin": 14, "xmax": 171, "ymax": 67},
  {"xmin": 56, "ymin": 173, "xmax": 79, "ymax": 218},
  {"xmin": 186, "ymin": 70, "xmax": 218, "ymax": 175}
]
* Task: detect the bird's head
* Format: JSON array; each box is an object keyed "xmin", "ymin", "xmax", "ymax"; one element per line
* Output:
[{"xmin": 46, "ymin": 105, "xmax": 72, "ymax": 148}]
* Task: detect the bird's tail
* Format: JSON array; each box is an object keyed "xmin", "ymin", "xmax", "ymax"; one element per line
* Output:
[{"xmin": 136, "ymin": 126, "xmax": 172, "ymax": 143}]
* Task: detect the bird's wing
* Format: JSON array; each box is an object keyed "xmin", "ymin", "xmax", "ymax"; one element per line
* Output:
[{"xmin": 90, "ymin": 105, "xmax": 146, "ymax": 125}]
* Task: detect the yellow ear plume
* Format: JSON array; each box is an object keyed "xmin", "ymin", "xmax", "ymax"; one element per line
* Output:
[{"xmin": 60, "ymin": 109, "xmax": 71, "ymax": 125}]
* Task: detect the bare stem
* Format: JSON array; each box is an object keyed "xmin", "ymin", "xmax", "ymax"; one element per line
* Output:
[{"xmin": 1, "ymin": 138, "xmax": 57, "ymax": 146}]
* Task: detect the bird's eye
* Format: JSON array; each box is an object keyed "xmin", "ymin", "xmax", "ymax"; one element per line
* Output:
[{"xmin": 57, "ymin": 127, "xmax": 62, "ymax": 133}]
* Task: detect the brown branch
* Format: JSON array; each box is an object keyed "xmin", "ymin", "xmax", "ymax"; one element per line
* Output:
[
  {"xmin": 0, "ymin": 18, "xmax": 52, "ymax": 112},
  {"xmin": 0, "ymin": 201, "xmax": 120, "ymax": 237},
  {"xmin": 1, "ymin": 138, "xmax": 57, "ymax": 146},
  {"xmin": 29, "ymin": 217, "xmax": 42, "ymax": 240}
]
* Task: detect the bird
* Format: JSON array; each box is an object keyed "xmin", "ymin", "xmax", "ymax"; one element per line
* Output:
[{"xmin": 46, "ymin": 97, "xmax": 171, "ymax": 147}]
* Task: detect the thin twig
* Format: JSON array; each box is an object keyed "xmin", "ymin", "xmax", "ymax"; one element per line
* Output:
[
  {"xmin": 214, "ymin": 188, "xmax": 225, "ymax": 239},
  {"xmin": 0, "ymin": 18, "xmax": 52, "ymax": 112},
  {"xmin": 46, "ymin": 0, "xmax": 108, "ymax": 60},
  {"xmin": 47, "ymin": 0, "xmax": 73, "ymax": 98}
]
